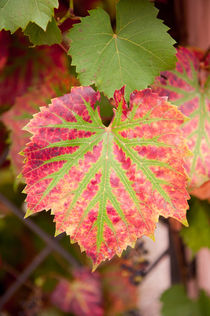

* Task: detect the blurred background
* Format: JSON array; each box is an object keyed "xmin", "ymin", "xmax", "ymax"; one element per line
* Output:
[{"xmin": 0, "ymin": 0, "xmax": 209, "ymax": 315}]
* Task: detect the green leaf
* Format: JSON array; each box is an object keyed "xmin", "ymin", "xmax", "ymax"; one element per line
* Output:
[
  {"xmin": 24, "ymin": 18, "xmax": 62, "ymax": 46},
  {"xmin": 0, "ymin": 0, "xmax": 58, "ymax": 33},
  {"xmin": 180, "ymin": 198, "xmax": 210, "ymax": 253},
  {"xmin": 198, "ymin": 291, "xmax": 210, "ymax": 316},
  {"xmin": 68, "ymin": 0, "xmax": 176, "ymax": 100},
  {"xmin": 161, "ymin": 285, "xmax": 210, "ymax": 316}
]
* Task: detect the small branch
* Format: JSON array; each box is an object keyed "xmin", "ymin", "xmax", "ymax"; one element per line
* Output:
[
  {"xmin": 143, "ymin": 248, "xmax": 169, "ymax": 278},
  {"xmin": 57, "ymin": 11, "xmax": 71, "ymax": 25},
  {"xmin": 56, "ymin": 0, "xmax": 80, "ymax": 26},
  {"xmin": 70, "ymin": 0, "xmax": 74, "ymax": 14},
  {"xmin": 58, "ymin": 42, "xmax": 68, "ymax": 54}
]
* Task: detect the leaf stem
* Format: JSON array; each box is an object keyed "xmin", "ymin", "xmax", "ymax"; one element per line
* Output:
[
  {"xmin": 70, "ymin": 0, "xmax": 74, "ymax": 14},
  {"xmin": 57, "ymin": 0, "xmax": 80, "ymax": 26},
  {"xmin": 58, "ymin": 42, "xmax": 68, "ymax": 54}
]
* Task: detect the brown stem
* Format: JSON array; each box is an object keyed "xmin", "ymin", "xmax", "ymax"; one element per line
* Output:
[{"xmin": 58, "ymin": 42, "xmax": 68, "ymax": 54}]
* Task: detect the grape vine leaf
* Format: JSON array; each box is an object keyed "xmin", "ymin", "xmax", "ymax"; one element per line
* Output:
[
  {"xmin": 51, "ymin": 269, "xmax": 103, "ymax": 315},
  {"xmin": 0, "ymin": 0, "xmax": 58, "ymax": 33},
  {"xmin": 180, "ymin": 198, "xmax": 210, "ymax": 253},
  {"xmin": 23, "ymin": 86, "xmax": 190, "ymax": 268},
  {"xmin": 24, "ymin": 18, "xmax": 62, "ymax": 46},
  {"xmin": 0, "ymin": 36, "xmax": 66, "ymax": 109},
  {"xmin": 152, "ymin": 47, "xmax": 210, "ymax": 190},
  {"xmin": 161, "ymin": 285, "xmax": 210, "ymax": 316},
  {"xmin": 101, "ymin": 258, "xmax": 138, "ymax": 315},
  {"xmin": 67, "ymin": 0, "xmax": 176, "ymax": 100},
  {"xmin": 2, "ymin": 72, "xmax": 78, "ymax": 176}
]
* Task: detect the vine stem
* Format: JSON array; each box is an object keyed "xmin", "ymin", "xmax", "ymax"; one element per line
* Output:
[
  {"xmin": 58, "ymin": 42, "xmax": 68, "ymax": 54},
  {"xmin": 70, "ymin": 0, "xmax": 74, "ymax": 14},
  {"xmin": 143, "ymin": 248, "xmax": 169, "ymax": 278}
]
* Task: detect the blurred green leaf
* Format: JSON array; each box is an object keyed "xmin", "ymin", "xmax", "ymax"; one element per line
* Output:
[
  {"xmin": 161, "ymin": 285, "xmax": 210, "ymax": 316},
  {"xmin": 198, "ymin": 291, "xmax": 210, "ymax": 316},
  {"xmin": 24, "ymin": 18, "xmax": 62, "ymax": 46},
  {"xmin": 0, "ymin": 0, "xmax": 58, "ymax": 33},
  {"xmin": 39, "ymin": 308, "xmax": 69, "ymax": 316},
  {"xmin": 180, "ymin": 198, "xmax": 210, "ymax": 253}
]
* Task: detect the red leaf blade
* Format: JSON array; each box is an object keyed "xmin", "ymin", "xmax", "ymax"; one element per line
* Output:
[{"xmin": 23, "ymin": 86, "xmax": 190, "ymax": 268}]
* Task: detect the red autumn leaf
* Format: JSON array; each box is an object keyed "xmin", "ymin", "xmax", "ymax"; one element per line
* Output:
[
  {"xmin": 190, "ymin": 181, "xmax": 210, "ymax": 201},
  {"xmin": 152, "ymin": 47, "xmax": 210, "ymax": 190},
  {"xmin": 101, "ymin": 258, "xmax": 138, "ymax": 315},
  {"xmin": 55, "ymin": 0, "xmax": 98, "ymax": 33},
  {"xmin": 0, "ymin": 31, "xmax": 10, "ymax": 71},
  {"xmin": 73, "ymin": 0, "xmax": 100, "ymax": 15},
  {"xmin": 2, "ymin": 71, "xmax": 78, "ymax": 176},
  {"xmin": 0, "ymin": 122, "xmax": 8, "ymax": 165},
  {"xmin": 23, "ymin": 86, "xmax": 189, "ymax": 268},
  {"xmin": 0, "ymin": 34, "xmax": 67, "ymax": 109},
  {"xmin": 51, "ymin": 269, "xmax": 103, "ymax": 316}
]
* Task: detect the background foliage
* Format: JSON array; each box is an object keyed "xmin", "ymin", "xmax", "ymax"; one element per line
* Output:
[{"xmin": 0, "ymin": 0, "xmax": 209, "ymax": 315}]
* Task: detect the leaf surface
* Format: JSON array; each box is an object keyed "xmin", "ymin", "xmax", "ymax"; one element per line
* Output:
[
  {"xmin": 161, "ymin": 285, "xmax": 210, "ymax": 316},
  {"xmin": 101, "ymin": 257, "xmax": 138, "ymax": 315},
  {"xmin": 190, "ymin": 181, "xmax": 210, "ymax": 201},
  {"xmin": 68, "ymin": 0, "xmax": 176, "ymax": 100},
  {"xmin": 0, "ymin": 0, "xmax": 58, "ymax": 33},
  {"xmin": 180, "ymin": 198, "xmax": 210, "ymax": 253},
  {"xmin": 0, "ymin": 36, "xmax": 66, "ymax": 109},
  {"xmin": 51, "ymin": 269, "xmax": 103, "ymax": 316},
  {"xmin": 2, "ymin": 72, "xmax": 78, "ymax": 176},
  {"xmin": 23, "ymin": 86, "xmax": 190, "ymax": 268},
  {"xmin": 1, "ymin": 47, "xmax": 78, "ymax": 174},
  {"xmin": 24, "ymin": 18, "xmax": 62, "ymax": 46},
  {"xmin": 153, "ymin": 47, "xmax": 210, "ymax": 189},
  {"xmin": 0, "ymin": 30, "xmax": 10, "ymax": 71}
]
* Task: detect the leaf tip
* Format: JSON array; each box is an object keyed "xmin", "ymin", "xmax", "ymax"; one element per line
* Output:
[
  {"xmin": 18, "ymin": 151, "xmax": 24, "ymax": 157},
  {"xmin": 24, "ymin": 209, "xmax": 33, "ymax": 218},
  {"xmin": 181, "ymin": 217, "xmax": 189, "ymax": 227},
  {"xmin": 22, "ymin": 125, "xmax": 28, "ymax": 131},
  {"xmin": 148, "ymin": 233, "xmax": 156, "ymax": 242},
  {"xmin": 54, "ymin": 229, "xmax": 63, "ymax": 237},
  {"xmin": 91, "ymin": 263, "xmax": 99, "ymax": 272}
]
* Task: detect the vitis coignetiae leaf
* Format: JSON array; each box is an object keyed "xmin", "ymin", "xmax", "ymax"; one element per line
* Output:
[
  {"xmin": 2, "ymin": 72, "xmax": 78, "ymax": 176},
  {"xmin": 0, "ymin": 0, "xmax": 58, "ymax": 33},
  {"xmin": 51, "ymin": 269, "xmax": 103, "ymax": 316},
  {"xmin": 68, "ymin": 0, "xmax": 176, "ymax": 100},
  {"xmin": 23, "ymin": 86, "xmax": 190, "ymax": 268}
]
